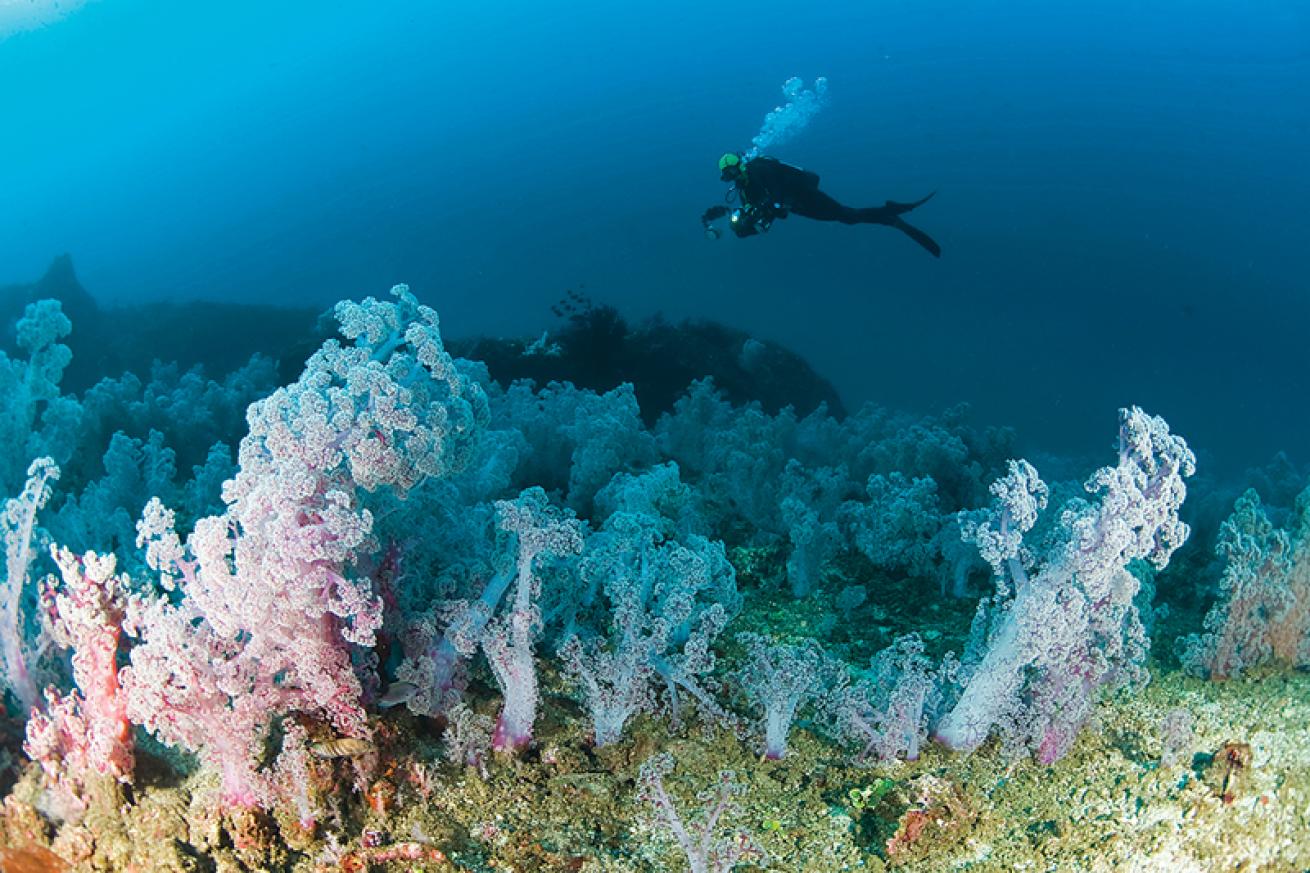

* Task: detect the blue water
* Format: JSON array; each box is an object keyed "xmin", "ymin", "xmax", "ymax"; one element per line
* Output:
[{"xmin": 2, "ymin": 0, "xmax": 1307, "ymax": 473}]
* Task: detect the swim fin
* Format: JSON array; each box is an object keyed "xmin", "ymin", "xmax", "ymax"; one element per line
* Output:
[
  {"xmin": 878, "ymin": 192, "xmax": 940, "ymax": 256},
  {"xmin": 889, "ymin": 216, "xmax": 942, "ymax": 257},
  {"xmin": 882, "ymin": 191, "xmax": 936, "ymax": 216}
]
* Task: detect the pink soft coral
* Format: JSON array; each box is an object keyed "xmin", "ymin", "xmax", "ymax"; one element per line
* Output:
[
  {"xmin": 122, "ymin": 285, "xmax": 485, "ymax": 806},
  {"xmin": 23, "ymin": 547, "xmax": 132, "ymax": 811}
]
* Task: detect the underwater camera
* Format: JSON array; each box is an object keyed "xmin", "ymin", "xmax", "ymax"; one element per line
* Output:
[
  {"xmin": 729, "ymin": 207, "xmax": 763, "ymax": 237},
  {"xmin": 701, "ymin": 205, "xmax": 767, "ymax": 238}
]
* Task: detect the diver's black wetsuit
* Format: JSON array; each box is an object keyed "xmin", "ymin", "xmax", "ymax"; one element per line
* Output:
[{"xmin": 735, "ymin": 157, "xmax": 942, "ymax": 257}]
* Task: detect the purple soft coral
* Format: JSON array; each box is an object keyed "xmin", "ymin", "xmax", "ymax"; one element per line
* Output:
[
  {"xmin": 819, "ymin": 634, "xmax": 945, "ymax": 764},
  {"xmin": 934, "ymin": 407, "xmax": 1194, "ymax": 761},
  {"xmin": 1, "ymin": 457, "xmax": 59, "ymax": 716},
  {"xmin": 1179, "ymin": 487, "xmax": 1310, "ymax": 678},
  {"xmin": 482, "ymin": 488, "xmax": 584, "ymax": 754},
  {"xmin": 638, "ymin": 753, "xmax": 766, "ymax": 873},
  {"xmin": 735, "ymin": 633, "xmax": 836, "ymax": 759}
]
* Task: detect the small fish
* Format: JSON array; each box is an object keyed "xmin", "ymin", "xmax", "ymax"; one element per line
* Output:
[
  {"xmin": 377, "ymin": 681, "xmax": 418, "ymax": 709},
  {"xmin": 310, "ymin": 737, "xmax": 374, "ymax": 759}
]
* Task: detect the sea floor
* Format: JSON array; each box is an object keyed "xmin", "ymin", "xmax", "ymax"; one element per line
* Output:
[{"xmin": 1, "ymin": 666, "xmax": 1307, "ymax": 873}]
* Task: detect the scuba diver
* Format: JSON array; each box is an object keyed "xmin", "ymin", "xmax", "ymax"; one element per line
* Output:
[{"xmin": 702, "ymin": 152, "xmax": 942, "ymax": 257}]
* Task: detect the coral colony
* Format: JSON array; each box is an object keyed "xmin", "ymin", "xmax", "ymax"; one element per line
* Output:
[{"xmin": 1, "ymin": 284, "xmax": 1307, "ymax": 870}]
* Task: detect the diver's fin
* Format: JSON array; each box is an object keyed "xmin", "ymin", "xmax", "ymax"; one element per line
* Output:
[
  {"xmin": 883, "ymin": 191, "xmax": 937, "ymax": 216},
  {"xmin": 889, "ymin": 216, "xmax": 942, "ymax": 257}
]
